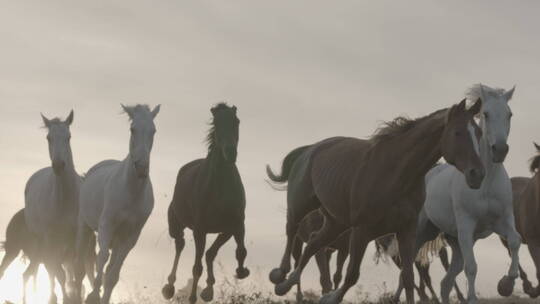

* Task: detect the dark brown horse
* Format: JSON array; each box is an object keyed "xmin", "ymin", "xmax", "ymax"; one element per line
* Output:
[
  {"xmin": 0, "ymin": 208, "xmax": 96, "ymax": 304},
  {"xmin": 502, "ymin": 143, "xmax": 540, "ymax": 298},
  {"xmin": 292, "ymin": 209, "xmax": 349, "ymax": 302},
  {"xmin": 267, "ymin": 99, "xmax": 484, "ymax": 304},
  {"xmin": 162, "ymin": 103, "xmax": 249, "ymax": 304}
]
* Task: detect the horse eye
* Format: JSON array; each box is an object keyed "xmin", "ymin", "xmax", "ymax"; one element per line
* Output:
[{"xmin": 483, "ymin": 112, "xmax": 489, "ymax": 119}]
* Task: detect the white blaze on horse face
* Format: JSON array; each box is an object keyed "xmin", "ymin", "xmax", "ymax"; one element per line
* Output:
[
  {"xmin": 467, "ymin": 121, "xmax": 480, "ymax": 155},
  {"xmin": 42, "ymin": 115, "xmax": 72, "ymax": 174}
]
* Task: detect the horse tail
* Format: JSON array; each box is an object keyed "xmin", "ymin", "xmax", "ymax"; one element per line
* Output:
[
  {"xmin": 266, "ymin": 145, "xmax": 310, "ymax": 186},
  {"xmin": 416, "ymin": 234, "xmax": 447, "ymax": 266}
]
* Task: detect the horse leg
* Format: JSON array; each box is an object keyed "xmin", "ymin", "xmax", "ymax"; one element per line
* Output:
[
  {"xmin": 85, "ymin": 234, "xmax": 97, "ymax": 288},
  {"xmin": 270, "ymin": 219, "xmax": 298, "ymax": 285},
  {"xmin": 493, "ymin": 218, "xmax": 521, "ymax": 297},
  {"xmin": 100, "ymin": 233, "xmax": 138, "ymax": 304},
  {"xmin": 0, "ymin": 240, "xmax": 20, "ymax": 279},
  {"xmin": 22, "ymin": 261, "xmax": 39, "ymax": 304},
  {"xmin": 440, "ymin": 236, "xmax": 464, "ymax": 304},
  {"xmin": 233, "ymin": 223, "xmax": 249, "ymax": 279},
  {"xmin": 438, "ymin": 247, "xmax": 465, "ymax": 302},
  {"xmin": 86, "ymin": 225, "xmax": 114, "ymax": 304},
  {"xmin": 200, "ymin": 233, "xmax": 232, "ymax": 302},
  {"xmin": 499, "ymin": 237, "xmax": 532, "ymax": 297},
  {"xmin": 74, "ymin": 222, "xmax": 93, "ymax": 301},
  {"xmin": 291, "ymin": 236, "xmax": 304, "ymax": 303},
  {"xmin": 456, "ymin": 216, "xmax": 479, "ymax": 304},
  {"xmin": 315, "ymin": 249, "xmax": 333, "ymax": 294},
  {"xmin": 162, "ymin": 218, "xmax": 186, "ymax": 300},
  {"xmin": 189, "ymin": 230, "xmax": 207, "ymax": 304},
  {"xmin": 319, "ymin": 227, "xmax": 369, "ymax": 304},
  {"xmin": 416, "ymin": 262, "xmax": 439, "ymax": 303},
  {"xmin": 275, "ymin": 214, "xmax": 346, "ymax": 296},
  {"xmin": 44, "ymin": 262, "xmax": 61, "ymax": 304},
  {"xmin": 396, "ymin": 223, "xmax": 418, "ymax": 304},
  {"xmin": 333, "ymin": 245, "xmax": 347, "ymax": 289},
  {"xmin": 525, "ymin": 242, "xmax": 540, "ymax": 298}
]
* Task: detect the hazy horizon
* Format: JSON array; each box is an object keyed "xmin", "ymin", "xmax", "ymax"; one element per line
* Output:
[{"xmin": 1, "ymin": 1, "xmax": 540, "ymax": 303}]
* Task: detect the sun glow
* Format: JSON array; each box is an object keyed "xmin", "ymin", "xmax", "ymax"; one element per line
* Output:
[{"xmin": 0, "ymin": 259, "xmax": 62, "ymax": 304}]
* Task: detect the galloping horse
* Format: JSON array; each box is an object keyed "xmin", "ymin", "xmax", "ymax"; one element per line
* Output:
[
  {"xmin": 162, "ymin": 103, "xmax": 249, "ymax": 304},
  {"xmin": 502, "ymin": 143, "xmax": 540, "ymax": 298},
  {"xmin": 0, "ymin": 209, "xmax": 96, "ymax": 302},
  {"xmin": 417, "ymin": 85, "xmax": 519, "ymax": 304},
  {"xmin": 74, "ymin": 104, "xmax": 160, "ymax": 304},
  {"xmin": 24, "ymin": 110, "xmax": 80, "ymax": 304},
  {"xmin": 268, "ymin": 99, "xmax": 484, "ymax": 304}
]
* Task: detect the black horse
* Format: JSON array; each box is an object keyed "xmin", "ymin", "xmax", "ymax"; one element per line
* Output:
[{"xmin": 162, "ymin": 103, "xmax": 250, "ymax": 304}]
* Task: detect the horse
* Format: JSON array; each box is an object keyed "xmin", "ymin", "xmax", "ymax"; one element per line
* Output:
[
  {"xmin": 24, "ymin": 110, "xmax": 80, "ymax": 304},
  {"xmin": 162, "ymin": 103, "xmax": 250, "ymax": 304},
  {"xmin": 374, "ymin": 234, "xmax": 465, "ymax": 303},
  {"xmin": 267, "ymin": 98, "xmax": 484, "ymax": 304},
  {"xmin": 292, "ymin": 209, "xmax": 349, "ymax": 303},
  {"xmin": 500, "ymin": 142, "xmax": 540, "ymax": 298},
  {"xmin": 416, "ymin": 84, "xmax": 518, "ymax": 304},
  {"xmin": 74, "ymin": 104, "xmax": 160, "ymax": 304},
  {"xmin": 0, "ymin": 208, "xmax": 96, "ymax": 303}
]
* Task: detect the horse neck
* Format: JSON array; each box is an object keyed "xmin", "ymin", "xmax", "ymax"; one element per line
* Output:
[
  {"xmin": 375, "ymin": 115, "xmax": 445, "ymax": 189},
  {"xmin": 121, "ymin": 154, "xmax": 148, "ymax": 189},
  {"xmin": 53, "ymin": 150, "xmax": 79, "ymax": 204},
  {"xmin": 206, "ymin": 148, "xmax": 235, "ymax": 180}
]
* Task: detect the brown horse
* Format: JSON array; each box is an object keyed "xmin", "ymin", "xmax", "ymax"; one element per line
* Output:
[
  {"xmin": 267, "ymin": 99, "xmax": 484, "ymax": 304},
  {"xmin": 292, "ymin": 209, "xmax": 349, "ymax": 302},
  {"xmin": 502, "ymin": 142, "xmax": 540, "ymax": 298},
  {"xmin": 162, "ymin": 103, "xmax": 249, "ymax": 304}
]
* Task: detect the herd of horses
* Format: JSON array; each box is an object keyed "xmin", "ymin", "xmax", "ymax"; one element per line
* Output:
[{"xmin": 0, "ymin": 84, "xmax": 540, "ymax": 304}]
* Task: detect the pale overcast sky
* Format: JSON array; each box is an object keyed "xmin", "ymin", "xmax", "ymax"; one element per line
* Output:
[{"xmin": 1, "ymin": 1, "xmax": 539, "ymax": 302}]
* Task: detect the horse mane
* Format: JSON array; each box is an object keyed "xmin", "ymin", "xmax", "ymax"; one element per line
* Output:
[
  {"xmin": 205, "ymin": 102, "xmax": 232, "ymax": 151},
  {"xmin": 370, "ymin": 108, "xmax": 447, "ymax": 144},
  {"xmin": 530, "ymin": 154, "xmax": 540, "ymax": 173},
  {"xmin": 122, "ymin": 104, "xmax": 152, "ymax": 121},
  {"xmin": 466, "ymin": 84, "xmax": 506, "ymax": 103}
]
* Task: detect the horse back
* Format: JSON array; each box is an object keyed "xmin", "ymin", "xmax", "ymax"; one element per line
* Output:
[{"xmin": 309, "ymin": 137, "xmax": 370, "ymax": 224}]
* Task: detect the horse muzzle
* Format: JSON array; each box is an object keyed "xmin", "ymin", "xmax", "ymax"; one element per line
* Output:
[{"xmin": 491, "ymin": 143, "xmax": 509, "ymax": 163}]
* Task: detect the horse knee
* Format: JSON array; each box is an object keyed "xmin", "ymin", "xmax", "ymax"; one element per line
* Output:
[
  {"xmin": 236, "ymin": 246, "xmax": 247, "ymax": 261},
  {"xmin": 464, "ymin": 262, "xmax": 477, "ymax": 278},
  {"xmin": 193, "ymin": 262, "xmax": 203, "ymax": 278}
]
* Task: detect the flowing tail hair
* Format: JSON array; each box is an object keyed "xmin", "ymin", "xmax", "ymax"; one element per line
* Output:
[{"xmin": 266, "ymin": 145, "xmax": 310, "ymax": 191}]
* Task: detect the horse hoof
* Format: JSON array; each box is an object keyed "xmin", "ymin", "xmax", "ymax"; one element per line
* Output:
[
  {"xmin": 85, "ymin": 292, "xmax": 100, "ymax": 304},
  {"xmin": 497, "ymin": 275, "xmax": 515, "ymax": 297},
  {"xmin": 319, "ymin": 291, "xmax": 340, "ymax": 304},
  {"xmin": 236, "ymin": 267, "xmax": 250, "ymax": 279},
  {"xmin": 200, "ymin": 286, "xmax": 214, "ymax": 302},
  {"xmin": 275, "ymin": 281, "xmax": 292, "ymax": 296},
  {"xmin": 269, "ymin": 268, "xmax": 286, "ymax": 284},
  {"xmin": 162, "ymin": 283, "xmax": 175, "ymax": 300},
  {"xmin": 523, "ymin": 280, "xmax": 534, "ymax": 296}
]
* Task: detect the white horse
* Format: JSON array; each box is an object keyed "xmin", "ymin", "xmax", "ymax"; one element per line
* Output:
[
  {"xmin": 74, "ymin": 104, "xmax": 160, "ymax": 304},
  {"xmin": 24, "ymin": 110, "xmax": 80, "ymax": 304},
  {"xmin": 415, "ymin": 84, "xmax": 519, "ymax": 304}
]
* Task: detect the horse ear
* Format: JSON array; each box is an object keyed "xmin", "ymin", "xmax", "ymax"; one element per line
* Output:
[
  {"xmin": 534, "ymin": 142, "xmax": 540, "ymax": 152},
  {"xmin": 151, "ymin": 104, "xmax": 161, "ymax": 119},
  {"xmin": 121, "ymin": 104, "xmax": 133, "ymax": 118},
  {"xmin": 446, "ymin": 99, "xmax": 466, "ymax": 123},
  {"xmin": 503, "ymin": 85, "xmax": 516, "ymax": 103},
  {"xmin": 232, "ymin": 105, "xmax": 237, "ymax": 114},
  {"xmin": 65, "ymin": 110, "xmax": 74, "ymax": 125},
  {"xmin": 41, "ymin": 113, "xmax": 51, "ymax": 128},
  {"xmin": 479, "ymin": 84, "xmax": 487, "ymax": 102},
  {"xmin": 468, "ymin": 98, "xmax": 482, "ymax": 116},
  {"xmin": 211, "ymin": 107, "xmax": 217, "ymax": 116}
]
